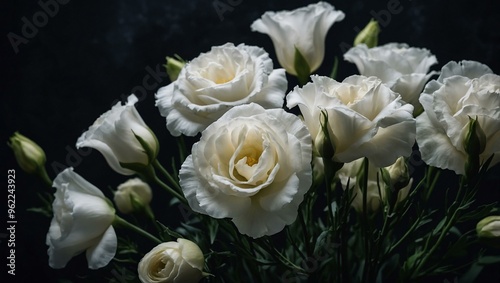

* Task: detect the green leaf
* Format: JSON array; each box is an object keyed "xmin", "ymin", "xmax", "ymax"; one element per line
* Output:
[
  {"xmin": 119, "ymin": 161, "xmax": 148, "ymax": 173},
  {"xmin": 156, "ymin": 221, "xmax": 182, "ymax": 240},
  {"xmin": 293, "ymin": 46, "xmax": 311, "ymax": 86},
  {"xmin": 132, "ymin": 129, "xmax": 159, "ymax": 164},
  {"xmin": 329, "ymin": 56, "xmax": 339, "ymax": 80},
  {"xmin": 478, "ymin": 255, "xmax": 500, "ymax": 265},
  {"xmin": 208, "ymin": 218, "xmax": 219, "ymax": 245},
  {"xmin": 459, "ymin": 262, "xmax": 484, "ymax": 283},
  {"xmin": 458, "ymin": 202, "xmax": 498, "ymax": 222}
]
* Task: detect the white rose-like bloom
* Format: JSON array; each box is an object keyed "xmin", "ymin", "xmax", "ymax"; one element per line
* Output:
[
  {"xmin": 138, "ymin": 239, "xmax": 205, "ymax": 283},
  {"xmin": 421, "ymin": 60, "xmax": 493, "ymax": 98},
  {"xmin": 47, "ymin": 167, "xmax": 117, "ymax": 269},
  {"xmin": 77, "ymin": 94, "xmax": 159, "ymax": 175},
  {"xmin": 251, "ymin": 2, "xmax": 345, "ymax": 76},
  {"xmin": 287, "ymin": 75, "xmax": 416, "ymax": 167},
  {"xmin": 114, "ymin": 178, "xmax": 152, "ymax": 214},
  {"xmin": 416, "ymin": 70, "xmax": 500, "ymax": 175},
  {"xmin": 155, "ymin": 43, "xmax": 287, "ymax": 137},
  {"xmin": 179, "ymin": 103, "xmax": 312, "ymax": 238},
  {"xmin": 336, "ymin": 158, "xmax": 412, "ymax": 213},
  {"xmin": 344, "ymin": 43, "xmax": 438, "ymax": 111}
]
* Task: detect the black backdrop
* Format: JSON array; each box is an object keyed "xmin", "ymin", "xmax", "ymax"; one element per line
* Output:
[{"xmin": 1, "ymin": 0, "xmax": 500, "ymax": 282}]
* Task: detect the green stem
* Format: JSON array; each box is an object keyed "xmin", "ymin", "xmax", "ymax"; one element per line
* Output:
[
  {"xmin": 360, "ymin": 158, "xmax": 371, "ymax": 283},
  {"xmin": 153, "ymin": 175, "xmax": 187, "ymax": 205},
  {"xmin": 113, "ymin": 215, "xmax": 162, "ymax": 244},
  {"xmin": 153, "ymin": 159, "xmax": 182, "ymax": 193},
  {"xmin": 412, "ymin": 180, "xmax": 467, "ymax": 278},
  {"xmin": 37, "ymin": 166, "xmax": 53, "ymax": 188},
  {"xmin": 140, "ymin": 163, "xmax": 187, "ymax": 204},
  {"xmin": 298, "ymin": 208, "xmax": 312, "ymax": 257}
]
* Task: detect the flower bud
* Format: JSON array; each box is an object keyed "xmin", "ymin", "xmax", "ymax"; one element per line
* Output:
[
  {"xmin": 385, "ymin": 157, "xmax": 410, "ymax": 190},
  {"xmin": 138, "ymin": 239, "xmax": 207, "ymax": 283},
  {"xmin": 8, "ymin": 132, "xmax": 46, "ymax": 174},
  {"xmin": 476, "ymin": 216, "xmax": 500, "ymax": 248},
  {"xmin": 463, "ymin": 116, "xmax": 486, "ymax": 179},
  {"xmin": 314, "ymin": 110, "xmax": 335, "ymax": 159},
  {"xmin": 165, "ymin": 55, "xmax": 185, "ymax": 82},
  {"xmin": 463, "ymin": 116, "xmax": 486, "ymax": 157},
  {"xmin": 114, "ymin": 178, "xmax": 152, "ymax": 214},
  {"xmin": 354, "ymin": 19, "xmax": 380, "ymax": 48}
]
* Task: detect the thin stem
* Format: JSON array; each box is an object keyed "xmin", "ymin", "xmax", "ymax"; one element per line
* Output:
[
  {"xmin": 38, "ymin": 166, "xmax": 53, "ymax": 188},
  {"xmin": 361, "ymin": 158, "xmax": 370, "ymax": 283},
  {"xmin": 113, "ymin": 215, "xmax": 162, "ymax": 244},
  {"xmin": 412, "ymin": 179, "xmax": 467, "ymax": 278},
  {"xmin": 153, "ymin": 159, "xmax": 182, "ymax": 193},
  {"xmin": 298, "ymin": 208, "xmax": 312, "ymax": 257},
  {"xmin": 153, "ymin": 175, "xmax": 187, "ymax": 205},
  {"xmin": 140, "ymin": 163, "xmax": 187, "ymax": 204}
]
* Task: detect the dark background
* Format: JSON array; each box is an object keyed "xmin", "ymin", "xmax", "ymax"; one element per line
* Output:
[{"xmin": 1, "ymin": 0, "xmax": 499, "ymax": 282}]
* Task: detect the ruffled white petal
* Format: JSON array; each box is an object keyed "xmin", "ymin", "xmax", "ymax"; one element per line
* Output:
[{"xmin": 86, "ymin": 226, "xmax": 117, "ymax": 269}]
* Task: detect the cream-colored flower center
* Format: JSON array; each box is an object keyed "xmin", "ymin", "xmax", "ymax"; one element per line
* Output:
[
  {"xmin": 214, "ymin": 73, "xmax": 235, "ymax": 84},
  {"xmin": 246, "ymin": 155, "xmax": 258, "ymax": 166},
  {"xmin": 198, "ymin": 60, "xmax": 237, "ymax": 85},
  {"xmin": 335, "ymin": 84, "xmax": 367, "ymax": 106}
]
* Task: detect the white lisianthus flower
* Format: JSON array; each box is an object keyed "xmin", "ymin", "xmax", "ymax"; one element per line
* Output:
[
  {"xmin": 416, "ymin": 66, "xmax": 500, "ymax": 175},
  {"xmin": 114, "ymin": 178, "xmax": 153, "ymax": 214},
  {"xmin": 47, "ymin": 167, "xmax": 117, "ymax": 269},
  {"xmin": 287, "ymin": 75, "xmax": 416, "ymax": 167},
  {"xmin": 336, "ymin": 158, "xmax": 412, "ymax": 213},
  {"xmin": 421, "ymin": 60, "xmax": 493, "ymax": 98},
  {"xmin": 77, "ymin": 94, "xmax": 159, "ymax": 175},
  {"xmin": 179, "ymin": 103, "xmax": 312, "ymax": 238},
  {"xmin": 344, "ymin": 43, "xmax": 438, "ymax": 111},
  {"xmin": 251, "ymin": 2, "xmax": 345, "ymax": 76},
  {"xmin": 138, "ymin": 239, "xmax": 206, "ymax": 283},
  {"xmin": 155, "ymin": 43, "xmax": 287, "ymax": 137}
]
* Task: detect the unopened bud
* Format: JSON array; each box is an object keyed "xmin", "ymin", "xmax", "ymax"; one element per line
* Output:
[
  {"xmin": 8, "ymin": 132, "xmax": 46, "ymax": 174},
  {"xmin": 385, "ymin": 157, "xmax": 410, "ymax": 190},
  {"xmin": 476, "ymin": 216, "xmax": 500, "ymax": 248},
  {"xmin": 314, "ymin": 110, "xmax": 335, "ymax": 159},
  {"xmin": 165, "ymin": 55, "xmax": 185, "ymax": 82},
  {"xmin": 463, "ymin": 116, "xmax": 486, "ymax": 156},
  {"xmin": 114, "ymin": 178, "xmax": 153, "ymax": 214},
  {"xmin": 354, "ymin": 19, "xmax": 380, "ymax": 48}
]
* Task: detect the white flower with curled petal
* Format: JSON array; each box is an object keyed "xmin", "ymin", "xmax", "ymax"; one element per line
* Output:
[
  {"xmin": 344, "ymin": 43, "xmax": 438, "ymax": 111},
  {"xmin": 251, "ymin": 2, "xmax": 345, "ymax": 76},
  {"xmin": 421, "ymin": 60, "xmax": 493, "ymax": 98},
  {"xmin": 47, "ymin": 167, "xmax": 117, "ymax": 269},
  {"xmin": 287, "ymin": 75, "xmax": 416, "ymax": 167},
  {"xmin": 179, "ymin": 103, "xmax": 312, "ymax": 238},
  {"xmin": 416, "ymin": 65, "xmax": 500, "ymax": 175},
  {"xmin": 155, "ymin": 43, "xmax": 287, "ymax": 137},
  {"xmin": 76, "ymin": 94, "xmax": 159, "ymax": 175},
  {"xmin": 138, "ymin": 239, "xmax": 206, "ymax": 283}
]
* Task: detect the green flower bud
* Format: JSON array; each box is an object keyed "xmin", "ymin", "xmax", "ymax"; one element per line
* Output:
[
  {"xmin": 463, "ymin": 116, "xmax": 486, "ymax": 156},
  {"xmin": 8, "ymin": 132, "xmax": 46, "ymax": 174},
  {"xmin": 354, "ymin": 19, "xmax": 380, "ymax": 48},
  {"xmin": 476, "ymin": 216, "xmax": 500, "ymax": 248},
  {"xmin": 314, "ymin": 110, "xmax": 335, "ymax": 159},
  {"xmin": 165, "ymin": 55, "xmax": 185, "ymax": 82},
  {"xmin": 463, "ymin": 116, "xmax": 486, "ymax": 179}
]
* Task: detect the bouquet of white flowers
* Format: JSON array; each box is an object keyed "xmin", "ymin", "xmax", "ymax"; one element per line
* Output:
[{"xmin": 9, "ymin": 2, "xmax": 500, "ymax": 282}]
